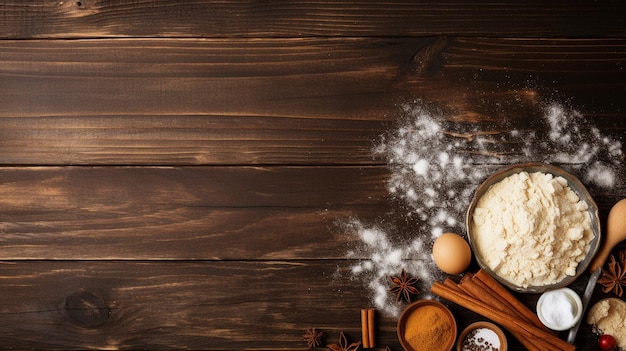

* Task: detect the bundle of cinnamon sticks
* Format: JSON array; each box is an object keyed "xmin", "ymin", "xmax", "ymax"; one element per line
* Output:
[
  {"xmin": 431, "ymin": 269, "xmax": 575, "ymax": 351},
  {"xmin": 360, "ymin": 308, "xmax": 375, "ymax": 348}
]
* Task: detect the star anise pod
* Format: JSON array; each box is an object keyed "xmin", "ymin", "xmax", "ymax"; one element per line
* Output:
[
  {"xmin": 389, "ymin": 268, "xmax": 420, "ymax": 302},
  {"xmin": 327, "ymin": 331, "xmax": 361, "ymax": 351},
  {"xmin": 598, "ymin": 250, "xmax": 626, "ymax": 297},
  {"xmin": 303, "ymin": 327, "xmax": 324, "ymax": 349}
]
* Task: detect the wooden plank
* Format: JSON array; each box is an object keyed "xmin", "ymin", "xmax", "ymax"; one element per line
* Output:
[
  {"xmin": 0, "ymin": 3, "xmax": 621, "ymax": 351},
  {"xmin": 0, "ymin": 1, "xmax": 624, "ymax": 39},
  {"xmin": 0, "ymin": 115, "xmax": 388, "ymax": 166},
  {"xmin": 1, "ymin": 38, "xmax": 625, "ymax": 166},
  {"xmin": 0, "ymin": 37, "xmax": 423, "ymax": 165},
  {"xmin": 411, "ymin": 38, "xmax": 626, "ymax": 122},
  {"xmin": 0, "ymin": 166, "xmax": 390, "ymax": 260},
  {"xmin": 0, "ymin": 38, "xmax": 411, "ymax": 121},
  {"xmin": 0, "ymin": 260, "xmax": 603, "ymax": 350},
  {"xmin": 0, "ymin": 260, "xmax": 379, "ymax": 350},
  {"xmin": 1, "ymin": 165, "xmax": 623, "ymax": 261}
]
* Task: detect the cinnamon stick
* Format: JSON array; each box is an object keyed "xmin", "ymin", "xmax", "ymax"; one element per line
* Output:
[
  {"xmin": 474, "ymin": 269, "xmax": 549, "ymax": 332},
  {"xmin": 367, "ymin": 308, "xmax": 375, "ymax": 348},
  {"xmin": 453, "ymin": 276, "xmax": 541, "ymax": 351},
  {"xmin": 431, "ymin": 282, "xmax": 574, "ymax": 351},
  {"xmin": 360, "ymin": 308, "xmax": 375, "ymax": 348},
  {"xmin": 470, "ymin": 275, "xmax": 519, "ymax": 311},
  {"xmin": 443, "ymin": 276, "xmax": 464, "ymax": 293},
  {"xmin": 455, "ymin": 277, "xmax": 538, "ymax": 350},
  {"xmin": 360, "ymin": 309, "xmax": 370, "ymax": 348},
  {"xmin": 459, "ymin": 274, "xmax": 537, "ymax": 328}
]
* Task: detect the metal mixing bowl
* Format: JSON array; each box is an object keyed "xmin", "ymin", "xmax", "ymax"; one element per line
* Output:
[{"xmin": 466, "ymin": 163, "xmax": 601, "ymax": 293}]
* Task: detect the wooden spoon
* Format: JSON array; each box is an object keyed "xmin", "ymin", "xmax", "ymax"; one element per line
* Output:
[
  {"xmin": 588, "ymin": 198, "xmax": 626, "ymax": 272},
  {"xmin": 567, "ymin": 198, "xmax": 626, "ymax": 343}
]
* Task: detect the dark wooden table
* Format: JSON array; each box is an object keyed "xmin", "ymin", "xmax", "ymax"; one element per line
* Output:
[{"xmin": 1, "ymin": 2, "xmax": 625, "ymax": 350}]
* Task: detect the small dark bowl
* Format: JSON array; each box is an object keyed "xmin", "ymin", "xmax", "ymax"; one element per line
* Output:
[{"xmin": 397, "ymin": 300, "xmax": 457, "ymax": 351}]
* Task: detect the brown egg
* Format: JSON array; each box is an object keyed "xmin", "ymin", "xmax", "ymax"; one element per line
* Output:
[{"xmin": 432, "ymin": 232, "xmax": 472, "ymax": 274}]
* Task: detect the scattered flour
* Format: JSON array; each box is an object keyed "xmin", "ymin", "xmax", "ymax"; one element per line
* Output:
[
  {"xmin": 373, "ymin": 103, "xmax": 490, "ymax": 238},
  {"xmin": 532, "ymin": 105, "xmax": 623, "ymax": 188},
  {"xmin": 342, "ymin": 219, "xmax": 440, "ymax": 317},
  {"xmin": 374, "ymin": 102, "xmax": 623, "ymax": 238},
  {"xmin": 341, "ymin": 100, "xmax": 624, "ymax": 316}
]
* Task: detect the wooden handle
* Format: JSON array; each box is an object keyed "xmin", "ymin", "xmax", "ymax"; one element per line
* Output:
[
  {"xmin": 589, "ymin": 239, "xmax": 614, "ymax": 272},
  {"xmin": 589, "ymin": 198, "xmax": 626, "ymax": 272}
]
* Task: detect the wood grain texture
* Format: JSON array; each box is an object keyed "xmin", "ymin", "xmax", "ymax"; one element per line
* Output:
[
  {"xmin": 0, "ymin": 37, "xmax": 422, "ymax": 165},
  {"xmin": 0, "ymin": 260, "xmax": 607, "ymax": 350},
  {"xmin": 1, "ymin": 2, "xmax": 625, "ymax": 350},
  {"xmin": 0, "ymin": 166, "xmax": 392, "ymax": 260},
  {"xmin": 0, "ymin": 165, "xmax": 623, "ymax": 262},
  {"xmin": 0, "ymin": 1, "xmax": 624, "ymax": 39},
  {"xmin": 1, "ymin": 38, "xmax": 624, "ymax": 166},
  {"xmin": 0, "ymin": 260, "xmax": 386, "ymax": 350}
]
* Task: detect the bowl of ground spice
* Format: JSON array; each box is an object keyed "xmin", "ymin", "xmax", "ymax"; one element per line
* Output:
[
  {"xmin": 397, "ymin": 300, "xmax": 457, "ymax": 351},
  {"xmin": 467, "ymin": 162, "xmax": 601, "ymax": 292}
]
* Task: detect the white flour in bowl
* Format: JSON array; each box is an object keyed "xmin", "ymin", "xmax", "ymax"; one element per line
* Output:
[{"xmin": 471, "ymin": 171, "xmax": 594, "ymax": 288}]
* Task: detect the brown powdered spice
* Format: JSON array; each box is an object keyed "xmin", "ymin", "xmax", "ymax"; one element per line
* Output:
[{"xmin": 403, "ymin": 305, "xmax": 453, "ymax": 351}]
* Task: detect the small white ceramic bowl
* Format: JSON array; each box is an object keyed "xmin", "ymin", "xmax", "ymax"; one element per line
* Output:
[{"xmin": 536, "ymin": 287, "xmax": 583, "ymax": 331}]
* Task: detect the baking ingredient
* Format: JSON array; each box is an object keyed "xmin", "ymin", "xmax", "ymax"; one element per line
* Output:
[
  {"xmin": 538, "ymin": 289, "xmax": 579, "ymax": 330},
  {"xmin": 470, "ymin": 270, "xmax": 547, "ymax": 331},
  {"xmin": 374, "ymin": 104, "xmax": 490, "ymax": 239},
  {"xmin": 375, "ymin": 102, "xmax": 623, "ymax": 241},
  {"xmin": 471, "ymin": 171, "xmax": 594, "ymax": 288},
  {"xmin": 303, "ymin": 327, "xmax": 324, "ymax": 349},
  {"xmin": 327, "ymin": 331, "xmax": 360, "ymax": 351},
  {"xmin": 431, "ymin": 271, "xmax": 575, "ymax": 351},
  {"xmin": 360, "ymin": 308, "xmax": 375, "ymax": 348},
  {"xmin": 432, "ymin": 232, "xmax": 472, "ymax": 274},
  {"xmin": 587, "ymin": 298, "xmax": 626, "ymax": 350},
  {"xmin": 342, "ymin": 101, "xmax": 624, "ymax": 317},
  {"xmin": 389, "ymin": 269, "xmax": 419, "ymax": 302},
  {"xmin": 344, "ymin": 219, "xmax": 437, "ymax": 317},
  {"xmin": 598, "ymin": 334, "xmax": 617, "ymax": 351},
  {"xmin": 461, "ymin": 327, "xmax": 501, "ymax": 351},
  {"xmin": 403, "ymin": 305, "xmax": 453, "ymax": 351},
  {"xmin": 598, "ymin": 250, "xmax": 626, "ymax": 297}
]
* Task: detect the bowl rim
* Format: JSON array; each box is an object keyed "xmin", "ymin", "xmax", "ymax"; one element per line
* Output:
[
  {"xmin": 397, "ymin": 299, "xmax": 457, "ymax": 351},
  {"xmin": 456, "ymin": 321, "xmax": 507, "ymax": 351},
  {"xmin": 466, "ymin": 162, "xmax": 601, "ymax": 293},
  {"xmin": 536, "ymin": 287, "xmax": 583, "ymax": 331}
]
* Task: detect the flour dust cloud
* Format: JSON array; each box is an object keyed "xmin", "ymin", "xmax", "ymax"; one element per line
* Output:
[{"xmin": 341, "ymin": 100, "xmax": 624, "ymax": 317}]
